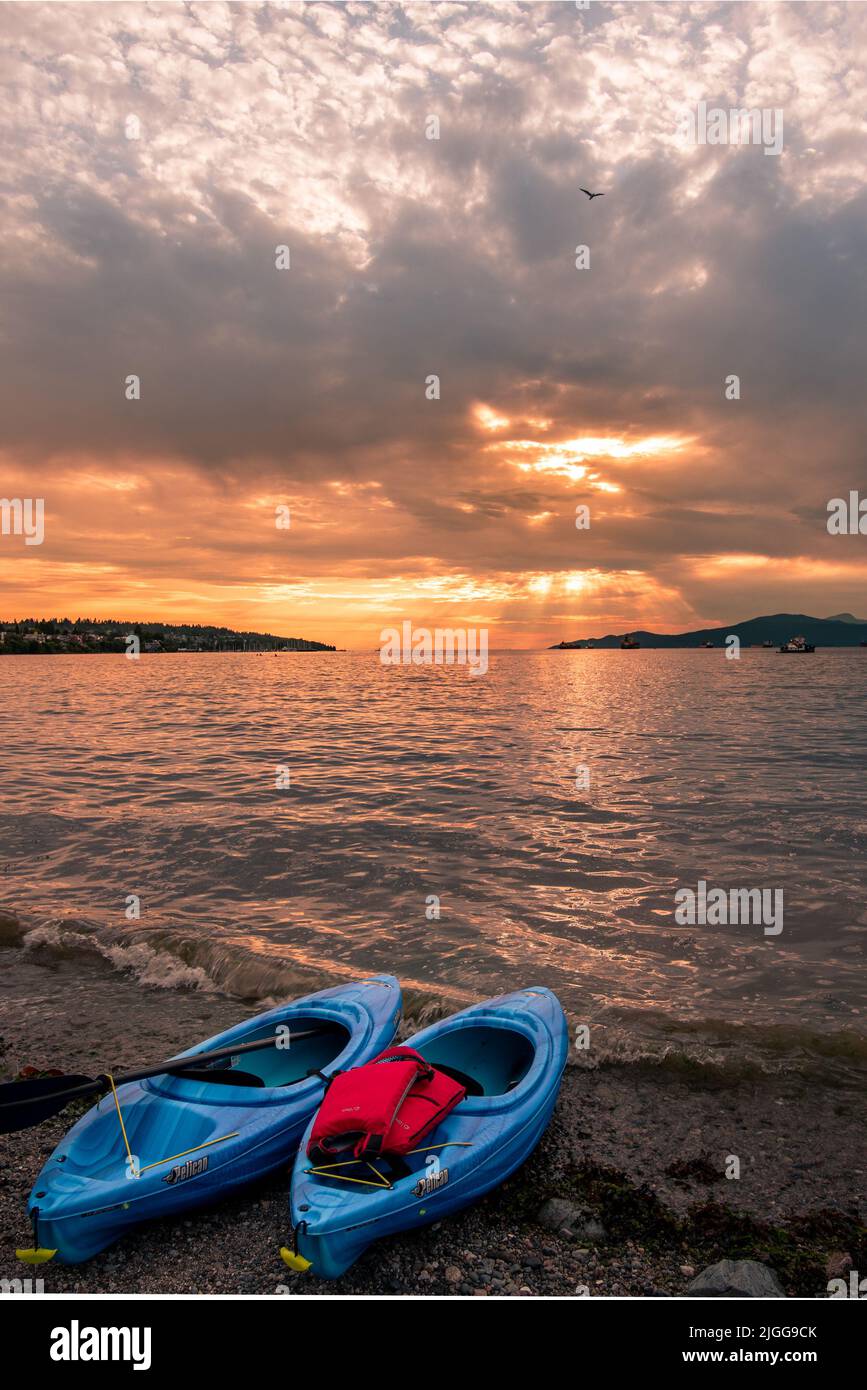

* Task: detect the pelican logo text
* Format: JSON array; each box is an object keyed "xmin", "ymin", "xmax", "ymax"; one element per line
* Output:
[
  {"xmin": 161, "ymin": 1155, "xmax": 208, "ymax": 1185},
  {"xmin": 412, "ymin": 1167, "xmax": 449, "ymax": 1198}
]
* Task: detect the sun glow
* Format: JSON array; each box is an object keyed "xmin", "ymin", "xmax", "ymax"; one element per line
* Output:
[
  {"xmin": 490, "ymin": 433, "xmax": 688, "ymax": 485},
  {"xmin": 564, "ymin": 573, "xmax": 588, "ymax": 593},
  {"xmin": 558, "ymin": 435, "xmax": 684, "ymax": 459},
  {"xmin": 528, "ymin": 575, "xmax": 553, "ymax": 595},
  {"xmin": 474, "ymin": 403, "xmax": 510, "ymax": 431},
  {"xmin": 694, "ymin": 554, "xmax": 867, "ymax": 581}
]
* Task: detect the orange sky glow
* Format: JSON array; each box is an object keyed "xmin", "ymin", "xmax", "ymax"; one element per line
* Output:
[{"xmin": 1, "ymin": 2, "xmax": 865, "ymax": 647}]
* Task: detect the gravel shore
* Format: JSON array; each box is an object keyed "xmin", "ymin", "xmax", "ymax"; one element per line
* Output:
[{"xmin": 1, "ymin": 947, "xmax": 864, "ymax": 1297}]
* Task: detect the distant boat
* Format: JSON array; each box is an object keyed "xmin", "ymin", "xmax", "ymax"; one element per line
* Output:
[
  {"xmin": 779, "ymin": 635, "xmax": 815, "ymax": 653},
  {"xmin": 762, "ymin": 640, "xmax": 774, "ymax": 648},
  {"xmin": 699, "ymin": 640, "xmax": 715, "ymax": 648},
  {"xmin": 620, "ymin": 634, "xmax": 640, "ymax": 649}
]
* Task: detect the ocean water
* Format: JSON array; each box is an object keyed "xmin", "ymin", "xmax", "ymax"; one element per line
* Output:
[{"xmin": 1, "ymin": 650, "xmax": 865, "ymax": 1080}]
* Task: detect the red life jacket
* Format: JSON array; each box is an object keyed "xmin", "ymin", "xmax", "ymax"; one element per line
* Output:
[{"xmin": 307, "ymin": 1046, "xmax": 465, "ymax": 1161}]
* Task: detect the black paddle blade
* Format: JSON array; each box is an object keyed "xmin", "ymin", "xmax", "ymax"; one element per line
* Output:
[
  {"xmin": 0, "ymin": 1025, "xmax": 328, "ymax": 1134},
  {"xmin": 0, "ymin": 1075, "xmax": 98, "ymax": 1134}
]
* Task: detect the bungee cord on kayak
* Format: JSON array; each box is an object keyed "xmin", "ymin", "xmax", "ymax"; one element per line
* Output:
[
  {"xmin": 304, "ymin": 1142, "xmax": 475, "ymax": 1191},
  {"xmin": 105, "ymin": 1071, "xmax": 241, "ymax": 1182}
]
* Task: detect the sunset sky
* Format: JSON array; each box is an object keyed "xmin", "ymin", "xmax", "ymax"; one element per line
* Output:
[{"xmin": 1, "ymin": 0, "xmax": 865, "ymax": 648}]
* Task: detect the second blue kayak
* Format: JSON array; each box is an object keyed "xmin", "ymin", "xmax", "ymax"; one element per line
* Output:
[
  {"xmin": 286, "ymin": 986, "xmax": 568, "ymax": 1278},
  {"xmin": 26, "ymin": 975, "xmax": 401, "ymax": 1263}
]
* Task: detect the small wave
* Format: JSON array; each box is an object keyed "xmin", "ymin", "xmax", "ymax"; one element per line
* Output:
[
  {"xmin": 11, "ymin": 914, "xmax": 492, "ymax": 1027},
  {"xmin": 18, "ymin": 919, "xmax": 214, "ymax": 993},
  {"xmin": 616, "ymin": 1006, "xmax": 867, "ymax": 1066},
  {"xmin": 569, "ymin": 1009, "xmax": 867, "ymax": 1087},
  {"xmin": 8, "ymin": 910, "xmax": 865, "ymax": 1085},
  {"xmin": 98, "ymin": 939, "xmax": 216, "ymax": 993}
]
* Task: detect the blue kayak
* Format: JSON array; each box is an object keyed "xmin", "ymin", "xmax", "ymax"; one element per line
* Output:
[
  {"xmin": 285, "ymin": 986, "xmax": 568, "ymax": 1279},
  {"xmin": 27, "ymin": 975, "xmax": 401, "ymax": 1263}
]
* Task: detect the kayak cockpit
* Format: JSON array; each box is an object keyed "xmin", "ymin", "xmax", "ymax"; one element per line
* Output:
[
  {"xmin": 175, "ymin": 1018, "xmax": 352, "ymax": 1089},
  {"xmin": 417, "ymin": 1025, "xmax": 535, "ymax": 1097}
]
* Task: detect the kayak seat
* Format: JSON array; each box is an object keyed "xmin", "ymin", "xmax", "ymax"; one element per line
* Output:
[
  {"xmin": 172, "ymin": 1068, "xmax": 265, "ymax": 1088},
  {"xmin": 183, "ymin": 1020, "xmax": 352, "ymax": 1089},
  {"xmin": 419, "ymin": 1026, "xmax": 534, "ymax": 1097},
  {"xmin": 428, "ymin": 1063, "xmax": 484, "ymax": 1097}
]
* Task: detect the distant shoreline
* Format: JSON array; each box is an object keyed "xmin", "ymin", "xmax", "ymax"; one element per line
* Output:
[
  {"xmin": 548, "ymin": 611, "xmax": 867, "ymax": 649},
  {"xmin": 0, "ymin": 647, "xmax": 338, "ymax": 656},
  {"xmin": 0, "ymin": 619, "xmax": 336, "ymax": 655},
  {"xmin": 547, "ymin": 643, "xmax": 867, "ymax": 652}
]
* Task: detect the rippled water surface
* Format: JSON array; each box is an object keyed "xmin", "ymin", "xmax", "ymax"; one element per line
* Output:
[{"xmin": 1, "ymin": 651, "xmax": 864, "ymax": 1070}]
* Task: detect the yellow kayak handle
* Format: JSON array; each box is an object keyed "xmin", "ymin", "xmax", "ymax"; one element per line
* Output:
[{"xmin": 280, "ymin": 1246, "xmax": 312, "ymax": 1272}]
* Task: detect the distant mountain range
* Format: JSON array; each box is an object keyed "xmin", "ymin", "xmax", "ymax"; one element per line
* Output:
[{"xmin": 550, "ymin": 613, "xmax": 867, "ymax": 649}]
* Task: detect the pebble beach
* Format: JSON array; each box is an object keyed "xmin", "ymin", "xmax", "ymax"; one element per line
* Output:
[{"xmin": 2, "ymin": 936, "xmax": 863, "ymax": 1298}]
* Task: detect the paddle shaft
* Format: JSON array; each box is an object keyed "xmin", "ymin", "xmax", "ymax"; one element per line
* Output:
[{"xmin": 1, "ymin": 1027, "xmax": 328, "ymax": 1119}]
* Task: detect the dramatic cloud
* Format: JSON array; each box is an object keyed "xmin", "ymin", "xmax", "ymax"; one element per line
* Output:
[{"xmin": 0, "ymin": 1, "xmax": 865, "ymax": 645}]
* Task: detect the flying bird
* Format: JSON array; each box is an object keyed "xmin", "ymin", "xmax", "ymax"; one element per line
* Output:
[{"xmin": 580, "ymin": 188, "xmax": 605, "ymax": 200}]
